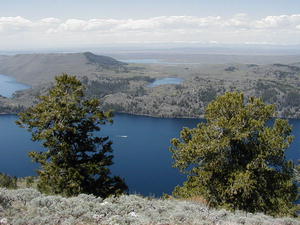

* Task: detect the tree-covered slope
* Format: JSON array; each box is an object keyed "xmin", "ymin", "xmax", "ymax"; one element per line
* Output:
[{"xmin": 1, "ymin": 53, "xmax": 300, "ymax": 119}]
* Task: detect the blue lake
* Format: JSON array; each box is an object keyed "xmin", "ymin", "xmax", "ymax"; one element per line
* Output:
[
  {"xmin": 148, "ymin": 77, "xmax": 184, "ymax": 87},
  {"xmin": 0, "ymin": 74, "xmax": 30, "ymax": 98},
  {"xmin": 121, "ymin": 59, "xmax": 161, "ymax": 64},
  {"xmin": 0, "ymin": 114, "xmax": 299, "ymax": 196},
  {"xmin": 120, "ymin": 58, "xmax": 202, "ymax": 65}
]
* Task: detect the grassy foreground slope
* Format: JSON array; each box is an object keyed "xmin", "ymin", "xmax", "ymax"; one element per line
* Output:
[{"xmin": 0, "ymin": 188, "xmax": 299, "ymax": 225}]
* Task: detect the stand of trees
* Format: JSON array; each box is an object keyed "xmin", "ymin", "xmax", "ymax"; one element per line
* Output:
[{"xmin": 1, "ymin": 78, "xmax": 298, "ymax": 217}]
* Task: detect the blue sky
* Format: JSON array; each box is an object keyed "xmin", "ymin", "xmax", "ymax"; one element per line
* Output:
[{"xmin": 0, "ymin": 0, "xmax": 299, "ymax": 50}]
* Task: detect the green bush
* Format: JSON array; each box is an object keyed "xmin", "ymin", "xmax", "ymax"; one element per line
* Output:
[{"xmin": 0, "ymin": 173, "xmax": 17, "ymax": 189}]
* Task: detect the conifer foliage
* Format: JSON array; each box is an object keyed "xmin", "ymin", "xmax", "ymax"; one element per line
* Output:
[
  {"xmin": 17, "ymin": 74, "xmax": 127, "ymax": 197},
  {"xmin": 171, "ymin": 92, "xmax": 298, "ymax": 216}
]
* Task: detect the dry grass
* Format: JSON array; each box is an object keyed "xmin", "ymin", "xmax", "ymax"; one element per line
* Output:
[{"xmin": 181, "ymin": 195, "xmax": 209, "ymax": 206}]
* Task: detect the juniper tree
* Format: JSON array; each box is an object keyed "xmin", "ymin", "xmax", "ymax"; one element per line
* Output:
[
  {"xmin": 17, "ymin": 74, "xmax": 127, "ymax": 197},
  {"xmin": 170, "ymin": 92, "xmax": 298, "ymax": 216}
]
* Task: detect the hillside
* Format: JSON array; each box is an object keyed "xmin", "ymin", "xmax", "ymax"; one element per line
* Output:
[
  {"xmin": 0, "ymin": 52, "xmax": 126, "ymax": 85},
  {"xmin": 1, "ymin": 53, "xmax": 300, "ymax": 118},
  {"xmin": 0, "ymin": 188, "xmax": 299, "ymax": 225}
]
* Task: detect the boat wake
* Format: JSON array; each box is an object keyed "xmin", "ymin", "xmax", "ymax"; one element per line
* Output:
[{"xmin": 116, "ymin": 135, "xmax": 128, "ymax": 138}]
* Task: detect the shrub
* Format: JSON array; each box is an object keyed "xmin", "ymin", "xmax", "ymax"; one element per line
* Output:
[
  {"xmin": 0, "ymin": 173, "xmax": 17, "ymax": 189},
  {"xmin": 0, "ymin": 188, "xmax": 299, "ymax": 225}
]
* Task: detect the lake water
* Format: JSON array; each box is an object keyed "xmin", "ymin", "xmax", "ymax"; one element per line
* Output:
[
  {"xmin": 120, "ymin": 58, "xmax": 202, "ymax": 65},
  {"xmin": 0, "ymin": 114, "xmax": 299, "ymax": 196},
  {"xmin": 148, "ymin": 77, "xmax": 184, "ymax": 87},
  {"xmin": 0, "ymin": 74, "xmax": 30, "ymax": 98},
  {"xmin": 121, "ymin": 59, "xmax": 161, "ymax": 64}
]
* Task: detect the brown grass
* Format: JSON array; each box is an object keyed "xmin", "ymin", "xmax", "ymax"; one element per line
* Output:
[{"xmin": 181, "ymin": 195, "xmax": 208, "ymax": 206}]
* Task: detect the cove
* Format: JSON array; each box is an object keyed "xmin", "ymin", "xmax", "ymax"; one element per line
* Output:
[
  {"xmin": 148, "ymin": 77, "xmax": 184, "ymax": 87},
  {"xmin": 0, "ymin": 114, "xmax": 299, "ymax": 196},
  {"xmin": 0, "ymin": 74, "xmax": 30, "ymax": 98}
]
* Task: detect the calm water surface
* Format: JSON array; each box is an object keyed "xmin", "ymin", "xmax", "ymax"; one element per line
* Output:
[
  {"xmin": 0, "ymin": 114, "xmax": 299, "ymax": 196},
  {"xmin": 148, "ymin": 77, "xmax": 184, "ymax": 87},
  {"xmin": 120, "ymin": 59, "xmax": 203, "ymax": 65},
  {"xmin": 0, "ymin": 74, "xmax": 30, "ymax": 97},
  {"xmin": 121, "ymin": 59, "xmax": 161, "ymax": 64}
]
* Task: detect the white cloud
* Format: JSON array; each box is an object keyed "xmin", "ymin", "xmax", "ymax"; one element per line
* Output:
[
  {"xmin": 58, "ymin": 19, "xmax": 87, "ymax": 32},
  {"xmin": 0, "ymin": 14, "xmax": 299, "ymax": 49},
  {"xmin": 39, "ymin": 17, "xmax": 61, "ymax": 24},
  {"xmin": 254, "ymin": 14, "xmax": 300, "ymax": 29},
  {"xmin": 0, "ymin": 16, "xmax": 32, "ymax": 32}
]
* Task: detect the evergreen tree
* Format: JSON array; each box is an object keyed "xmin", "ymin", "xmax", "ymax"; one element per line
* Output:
[
  {"xmin": 171, "ymin": 92, "xmax": 298, "ymax": 216},
  {"xmin": 17, "ymin": 74, "xmax": 127, "ymax": 197}
]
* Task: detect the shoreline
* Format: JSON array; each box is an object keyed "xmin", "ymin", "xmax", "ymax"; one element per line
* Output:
[{"xmin": 1, "ymin": 110, "xmax": 298, "ymax": 121}]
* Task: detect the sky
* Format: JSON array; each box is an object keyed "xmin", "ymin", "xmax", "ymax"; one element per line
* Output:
[{"xmin": 0, "ymin": 0, "xmax": 300, "ymax": 50}]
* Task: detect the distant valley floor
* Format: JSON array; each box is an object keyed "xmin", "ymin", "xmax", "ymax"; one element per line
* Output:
[{"xmin": 1, "ymin": 52, "xmax": 300, "ymax": 119}]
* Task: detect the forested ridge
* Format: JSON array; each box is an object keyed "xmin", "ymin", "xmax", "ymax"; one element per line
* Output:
[{"xmin": 1, "ymin": 59, "xmax": 300, "ymax": 119}]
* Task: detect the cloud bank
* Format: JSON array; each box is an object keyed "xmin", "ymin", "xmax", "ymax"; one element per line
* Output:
[{"xmin": 0, "ymin": 14, "xmax": 300, "ymax": 49}]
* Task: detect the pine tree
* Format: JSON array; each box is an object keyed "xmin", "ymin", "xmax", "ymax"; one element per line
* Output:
[
  {"xmin": 171, "ymin": 92, "xmax": 298, "ymax": 216},
  {"xmin": 17, "ymin": 74, "xmax": 127, "ymax": 197}
]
